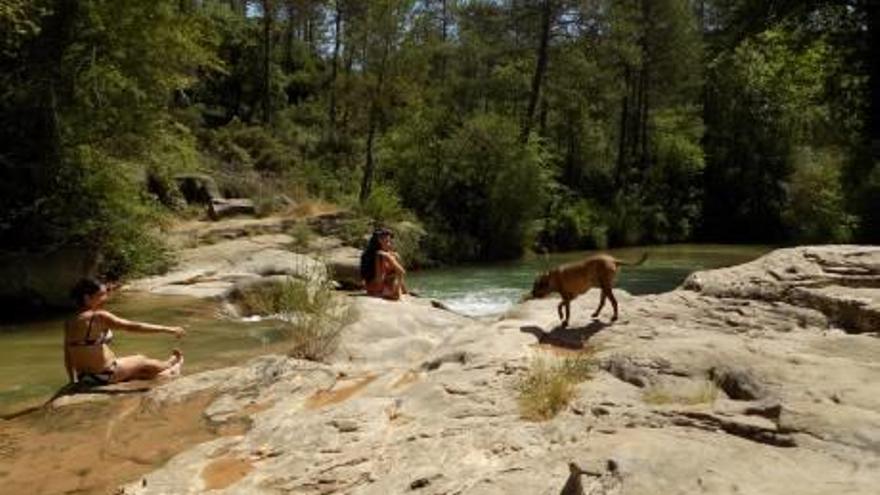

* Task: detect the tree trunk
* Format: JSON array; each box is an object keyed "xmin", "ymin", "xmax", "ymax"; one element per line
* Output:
[
  {"xmin": 285, "ymin": 2, "xmax": 295, "ymax": 69},
  {"xmin": 698, "ymin": 0, "xmax": 706, "ymax": 34},
  {"xmin": 438, "ymin": 0, "xmax": 448, "ymax": 79},
  {"xmin": 520, "ymin": 0, "xmax": 552, "ymax": 143},
  {"xmin": 638, "ymin": 0, "xmax": 651, "ymax": 169},
  {"xmin": 261, "ymin": 0, "xmax": 273, "ymax": 125},
  {"xmin": 360, "ymin": 36, "xmax": 390, "ymax": 204},
  {"xmin": 639, "ymin": 67, "xmax": 650, "ymax": 169},
  {"xmin": 229, "ymin": 0, "xmax": 244, "ymax": 16},
  {"xmin": 538, "ymin": 97, "xmax": 549, "ymax": 137},
  {"xmin": 615, "ymin": 66, "xmax": 631, "ymax": 187},
  {"xmin": 360, "ymin": 117, "xmax": 377, "ymax": 203},
  {"xmin": 441, "ymin": 0, "xmax": 448, "ymax": 41},
  {"xmin": 869, "ymin": 0, "xmax": 879, "ymax": 162},
  {"xmin": 328, "ymin": 0, "xmax": 341, "ymax": 138},
  {"xmin": 628, "ymin": 67, "xmax": 641, "ymax": 168}
]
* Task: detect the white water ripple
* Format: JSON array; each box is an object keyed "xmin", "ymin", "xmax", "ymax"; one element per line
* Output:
[{"xmin": 430, "ymin": 287, "xmax": 524, "ymax": 318}]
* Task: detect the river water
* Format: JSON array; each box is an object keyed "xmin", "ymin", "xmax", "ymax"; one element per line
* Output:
[
  {"xmin": 0, "ymin": 294, "xmax": 291, "ymax": 417},
  {"xmin": 408, "ymin": 244, "xmax": 772, "ymax": 317}
]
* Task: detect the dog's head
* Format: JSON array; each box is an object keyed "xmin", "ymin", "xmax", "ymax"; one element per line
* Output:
[{"xmin": 531, "ymin": 271, "xmax": 553, "ymax": 299}]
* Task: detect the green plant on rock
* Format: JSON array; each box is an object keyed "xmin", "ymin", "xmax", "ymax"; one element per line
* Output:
[
  {"xmin": 516, "ymin": 354, "xmax": 595, "ymax": 421},
  {"xmin": 286, "ymin": 222, "xmax": 315, "ymax": 252},
  {"xmin": 236, "ymin": 276, "xmax": 355, "ymax": 362}
]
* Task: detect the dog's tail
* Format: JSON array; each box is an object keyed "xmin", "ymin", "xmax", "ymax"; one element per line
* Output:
[{"xmin": 614, "ymin": 252, "xmax": 649, "ymax": 267}]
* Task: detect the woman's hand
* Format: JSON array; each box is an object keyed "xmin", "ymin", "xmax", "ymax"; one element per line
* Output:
[{"xmin": 168, "ymin": 326, "xmax": 186, "ymax": 338}]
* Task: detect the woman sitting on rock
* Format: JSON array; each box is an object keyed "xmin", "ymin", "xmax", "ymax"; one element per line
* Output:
[
  {"xmin": 360, "ymin": 228, "xmax": 407, "ymax": 300},
  {"xmin": 64, "ymin": 278, "xmax": 185, "ymax": 385}
]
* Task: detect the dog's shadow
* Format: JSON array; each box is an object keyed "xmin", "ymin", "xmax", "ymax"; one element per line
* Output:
[{"xmin": 520, "ymin": 320, "xmax": 610, "ymax": 350}]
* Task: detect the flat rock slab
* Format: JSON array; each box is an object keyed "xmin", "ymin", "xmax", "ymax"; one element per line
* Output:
[
  {"xmin": 683, "ymin": 245, "xmax": 880, "ymax": 333},
  {"xmin": 121, "ymin": 246, "xmax": 880, "ymax": 495},
  {"xmin": 127, "ymin": 235, "xmax": 326, "ymax": 299}
]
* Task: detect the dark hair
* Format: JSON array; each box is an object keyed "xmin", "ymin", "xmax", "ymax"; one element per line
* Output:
[
  {"xmin": 70, "ymin": 278, "xmax": 103, "ymax": 308},
  {"xmin": 359, "ymin": 228, "xmax": 392, "ymax": 282}
]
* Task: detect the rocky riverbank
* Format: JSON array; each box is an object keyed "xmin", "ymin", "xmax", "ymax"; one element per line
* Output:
[{"xmin": 101, "ymin": 245, "xmax": 880, "ymax": 494}]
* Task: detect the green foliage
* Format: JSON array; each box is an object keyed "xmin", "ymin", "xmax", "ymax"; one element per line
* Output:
[
  {"xmin": 539, "ymin": 196, "xmax": 609, "ymax": 251},
  {"xmin": 0, "ymin": 0, "xmax": 48, "ymax": 56},
  {"xmin": 386, "ymin": 112, "xmax": 549, "ymax": 261},
  {"xmin": 854, "ymin": 162, "xmax": 880, "ymax": 243},
  {"xmin": 1, "ymin": 0, "xmax": 218, "ymax": 279},
  {"xmin": 1, "ymin": 0, "xmax": 875, "ymax": 286},
  {"xmin": 286, "ymin": 222, "xmax": 315, "ymax": 252},
  {"xmin": 642, "ymin": 107, "xmax": 705, "ymax": 243},
  {"xmin": 357, "ymin": 184, "xmax": 412, "ymax": 224},
  {"xmin": 387, "ymin": 220, "xmax": 429, "ymax": 269},
  {"xmin": 783, "ymin": 148, "xmax": 855, "ymax": 243},
  {"xmin": 52, "ymin": 145, "xmax": 173, "ymax": 279},
  {"xmin": 703, "ymin": 27, "xmax": 839, "ymax": 241}
]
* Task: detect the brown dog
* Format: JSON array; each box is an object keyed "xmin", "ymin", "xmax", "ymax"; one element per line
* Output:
[{"xmin": 530, "ymin": 253, "xmax": 648, "ymax": 327}]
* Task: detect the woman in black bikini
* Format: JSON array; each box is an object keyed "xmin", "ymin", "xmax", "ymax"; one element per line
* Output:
[{"xmin": 64, "ymin": 278, "xmax": 185, "ymax": 385}]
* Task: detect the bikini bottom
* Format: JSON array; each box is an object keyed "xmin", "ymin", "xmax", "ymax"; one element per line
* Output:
[{"xmin": 78, "ymin": 360, "xmax": 118, "ymax": 386}]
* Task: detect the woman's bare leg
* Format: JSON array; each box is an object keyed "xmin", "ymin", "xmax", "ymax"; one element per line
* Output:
[
  {"xmin": 382, "ymin": 275, "xmax": 403, "ymax": 301},
  {"xmin": 112, "ymin": 350, "xmax": 183, "ymax": 382}
]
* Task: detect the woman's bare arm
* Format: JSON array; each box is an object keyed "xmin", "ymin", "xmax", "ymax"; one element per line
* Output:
[
  {"xmin": 98, "ymin": 311, "xmax": 185, "ymax": 337},
  {"xmin": 379, "ymin": 251, "xmax": 406, "ymax": 275}
]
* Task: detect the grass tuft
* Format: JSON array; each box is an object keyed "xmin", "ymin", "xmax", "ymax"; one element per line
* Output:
[
  {"xmin": 516, "ymin": 354, "xmax": 595, "ymax": 421},
  {"xmin": 236, "ymin": 275, "xmax": 355, "ymax": 362}
]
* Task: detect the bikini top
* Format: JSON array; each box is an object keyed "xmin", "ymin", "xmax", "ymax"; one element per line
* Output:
[{"xmin": 68, "ymin": 313, "xmax": 114, "ymax": 347}]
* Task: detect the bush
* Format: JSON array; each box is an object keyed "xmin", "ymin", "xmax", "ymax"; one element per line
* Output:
[
  {"xmin": 286, "ymin": 221, "xmax": 315, "ymax": 252},
  {"xmin": 854, "ymin": 162, "xmax": 880, "ymax": 243},
  {"xmin": 539, "ymin": 196, "xmax": 609, "ymax": 251},
  {"xmin": 384, "ymin": 112, "xmax": 549, "ymax": 262},
  {"xmin": 783, "ymin": 147, "xmax": 855, "ymax": 243},
  {"xmin": 516, "ymin": 355, "xmax": 594, "ymax": 421},
  {"xmin": 643, "ymin": 116, "xmax": 704, "ymax": 243},
  {"xmin": 30, "ymin": 145, "xmax": 175, "ymax": 279},
  {"xmin": 607, "ymin": 188, "xmax": 648, "ymax": 246},
  {"xmin": 357, "ymin": 184, "xmax": 412, "ymax": 224},
  {"xmin": 236, "ymin": 276, "xmax": 354, "ymax": 362}
]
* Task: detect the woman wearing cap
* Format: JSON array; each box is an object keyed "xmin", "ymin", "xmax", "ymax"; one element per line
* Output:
[{"xmin": 360, "ymin": 228, "xmax": 407, "ymax": 300}]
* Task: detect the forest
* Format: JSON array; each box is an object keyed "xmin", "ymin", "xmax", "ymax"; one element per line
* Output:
[{"xmin": 1, "ymin": 0, "xmax": 877, "ymax": 277}]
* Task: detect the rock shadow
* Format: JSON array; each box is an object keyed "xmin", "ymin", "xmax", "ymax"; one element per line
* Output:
[
  {"xmin": 2, "ymin": 383, "xmax": 151, "ymax": 420},
  {"xmin": 520, "ymin": 320, "xmax": 610, "ymax": 350}
]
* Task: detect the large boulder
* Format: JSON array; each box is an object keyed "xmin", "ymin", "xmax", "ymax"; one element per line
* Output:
[
  {"xmin": 174, "ymin": 173, "xmax": 221, "ymax": 205},
  {"xmin": 208, "ymin": 198, "xmax": 256, "ymax": 220},
  {"xmin": 0, "ymin": 248, "xmax": 100, "ymax": 317},
  {"xmin": 324, "ymin": 246, "xmax": 363, "ymax": 290}
]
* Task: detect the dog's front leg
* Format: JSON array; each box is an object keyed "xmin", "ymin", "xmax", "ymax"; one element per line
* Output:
[
  {"xmin": 561, "ymin": 299, "xmax": 571, "ymax": 328},
  {"xmin": 601, "ymin": 282, "xmax": 619, "ymax": 322},
  {"xmin": 593, "ymin": 290, "xmax": 607, "ymax": 318}
]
